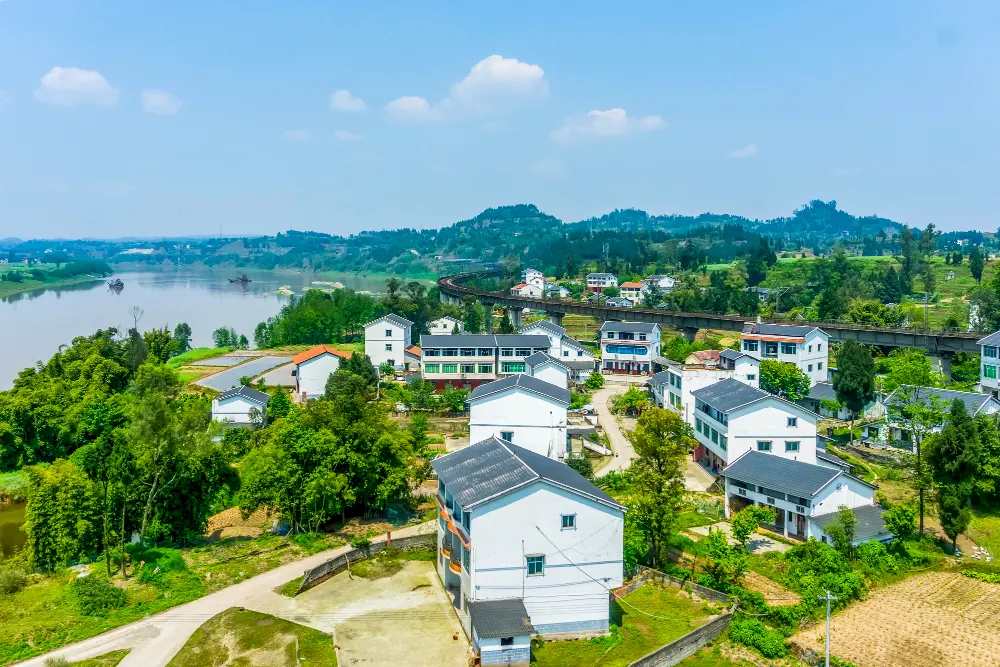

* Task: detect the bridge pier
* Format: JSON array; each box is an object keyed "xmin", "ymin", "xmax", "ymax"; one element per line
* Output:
[
  {"xmin": 509, "ymin": 308, "xmax": 522, "ymax": 329},
  {"xmin": 682, "ymin": 327, "xmax": 699, "ymax": 343},
  {"xmin": 930, "ymin": 352, "xmax": 953, "ymax": 379},
  {"xmin": 547, "ymin": 312, "xmax": 565, "ymax": 328}
]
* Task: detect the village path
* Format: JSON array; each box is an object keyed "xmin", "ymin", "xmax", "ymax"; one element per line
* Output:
[
  {"xmin": 593, "ymin": 381, "xmax": 638, "ymax": 475},
  {"xmin": 14, "ymin": 522, "xmax": 435, "ymax": 667}
]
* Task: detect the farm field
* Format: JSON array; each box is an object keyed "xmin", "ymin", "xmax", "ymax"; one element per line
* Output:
[{"xmin": 794, "ymin": 571, "xmax": 1000, "ymax": 667}]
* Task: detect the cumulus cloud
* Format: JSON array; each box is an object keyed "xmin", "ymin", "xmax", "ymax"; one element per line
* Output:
[
  {"xmin": 282, "ymin": 129, "xmax": 312, "ymax": 142},
  {"xmin": 35, "ymin": 66, "xmax": 118, "ymax": 106},
  {"xmin": 141, "ymin": 90, "xmax": 182, "ymax": 115},
  {"xmin": 386, "ymin": 55, "xmax": 547, "ymax": 122},
  {"xmin": 728, "ymin": 143, "xmax": 758, "ymax": 158},
  {"xmin": 334, "ymin": 130, "xmax": 361, "ymax": 141},
  {"xmin": 551, "ymin": 108, "xmax": 664, "ymax": 141},
  {"xmin": 330, "ymin": 89, "xmax": 366, "ymax": 112}
]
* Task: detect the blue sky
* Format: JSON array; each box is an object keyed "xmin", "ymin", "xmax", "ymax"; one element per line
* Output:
[{"xmin": 1, "ymin": 1, "xmax": 998, "ymax": 239}]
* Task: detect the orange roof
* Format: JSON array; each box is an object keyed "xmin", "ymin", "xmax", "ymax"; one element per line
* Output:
[
  {"xmin": 405, "ymin": 344, "xmax": 421, "ymax": 356},
  {"xmin": 689, "ymin": 350, "xmax": 721, "ymax": 362},
  {"xmin": 620, "ymin": 282, "xmax": 644, "ymax": 289},
  {"xmin": 512, "ymin": 283, "xmax": 528, "ymax": 289},
  {"xmin": 292, "ymin": 345, "xmax": 353, "ymax": 365}
]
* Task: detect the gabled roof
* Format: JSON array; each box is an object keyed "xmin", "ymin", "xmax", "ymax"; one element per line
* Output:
[
  {"xmin": 599, "ymin": 321, "xmax": 658, "ymax": 333},
  {"xmin": 365, "ymin": 313, "xmax": 414, "ymax": 329},
  {"xmin": 607, "ymin": 297, "xmax": 634, "ymax": 307},
  {"xmin": 816, "ymin": 450, "xmax": 852, "ymax": 470},
  {"xmin": 469, "ymin": 373, "xmax": 570, "ymax": 405},
  {"xmin": 620, "ymin": 281, "xmax": 645, "ymax": 289},
  {"xmin": 511, "ymin": 282, "xmax": 528, "ymax": 289},
  {"xmin": 525, "ymin": 351, "xmax": 569, "ymax": 370},
  {"xmin": 977, "ymin": 331, "xmax": 1000, "ymax": 346},
  {"xmin": 419, "ymin": 334, "xmax": 550, "ymax": 349},
  {"xmin": 812, "ymin": 504, "xmax": 889, "ymax": 542},
  {"xmin": 292, "ymin": 345, "xmax": 353, "ymax": 365},
  {"xmin": 690, "ymin": 378, "xmax": 775, "ymax": 414},
  {"xmin": 807, "ymin": 382, "xmax": 838, "ymax": 402},
  {"xmin": 217, "ymin": 385, "xmax": 271, "ymax": 405},
  {"xmin": 404, "ymin": 345, "xmax": 421, "ymax": 357},
  {"xmin": 885, "ymin": 385, "xmax": 997, "ymax": 416},
  {"xmin": 741, "ymin": 322, "xmax": 827, "ymax": 338},
  {"xmin": 519, "ymin": 320, "xmax": 565, "ymax": 336},
  {"xmin": 721, "ymin": 451, "xmax": 842, "ymax": 498},
  {"xmin": 587, "ymin": 272, "xmax": 616, "ymax": 278},
  {"xmin": 431, "ymin": 315, "xmax": 462, "ymax": 324},
  {"xmin": 431, "ymin": 436, "xmax": 624, "ymax": 511},
  {"xmin": 688, "ymin": 350, "xmax": 721, "ymax": 363},
  {"xmin": 648, "ymin": 370, "xmax": 672, "ymax": 387},
  {"xmin": 719, "ymin": 348, "xmax": 753, "ymax": 363},
  {"xmin": 469, "ymin": 598, "xmax": 535, "ymax": 638},
  {"xmin": 559, "ymin": 335, "xmax": 592, "ymax": 354}
]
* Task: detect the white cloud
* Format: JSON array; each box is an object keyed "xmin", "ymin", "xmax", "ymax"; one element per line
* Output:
[
  {"xmin": 728, "ymin": 143, "xmax": 758, "ymax": 158},
  {"xmin": 387, "ymin": 54, "xmax": 547, "ymax": 122},
  {"xmin": 330, "ymin": 89, "xmax": 366, "ymax": 112},
  {"xmin": 141, "ymin": 90, "xmax": 182, "ymax": 115},
  {"xmin": 334, "ymin": 130, "xmax": 361, "ymax": 141},
  {"xmin": 551, "ymin": 108, "xmax": 664, "ymax": 141},
  {"xmin": 282, "ymin": 129, "xmax": 312, "ymax": 142},
  {"xmin": 35, "ymin": 66, "xmax": 118, "ymax": 106}
]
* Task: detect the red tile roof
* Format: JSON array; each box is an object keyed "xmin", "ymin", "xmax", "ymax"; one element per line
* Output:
[
  {"xmin": 620, "ymin": 282, "xmax": 645, "ymax": 289},
  {"xmin": 405, "ymin": 345, "xmax": 421, "ymax": 357},
  {"xmin": 292, "ymin": 345, "xmax": 354, "ymax": 365}
]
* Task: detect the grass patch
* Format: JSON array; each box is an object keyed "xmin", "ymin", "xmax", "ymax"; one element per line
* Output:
[
  {"xmin": 348, "ymin": 548, "xmax": 436, "ymax": 580},
  {"xmin": 968, "ymin": 511, "xmax": 1000, "ymax": 555},
  {"xmin": 166, "ymin": 347, "xmax": 232, "ymax": 368},
  {"xmin": 532, "ymin": 583, "xmax": 719, "ymax": 667},
  {"xmin": 677, "ymin": 510, "xmax": 720, "ymax": 531},
  {"xmin": 678, "ymin": 645, "xmax": 753, "ymax": 666},
  {"xmin": 68, "ymin": 649, "xmax": 131, "ymax": 666},
  {"xmin": 274, "ymin": 576, "xmax": 302, "ymax": 598},
  {"xmin": 166, "ymin": 607, "xmax": 337, "ymax": 667},
  {"xmin": 0, "ymin": 471, "xmax": 28, "ymax": 503}
]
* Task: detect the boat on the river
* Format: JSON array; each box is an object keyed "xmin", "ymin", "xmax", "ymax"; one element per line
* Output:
[
  {"xmin": 107, "ymin": 278, "xmax": 124, "ymax": 289},
  {"xmin": 229, "ymin": 274, "xmax": 252, "ymax": 284}
]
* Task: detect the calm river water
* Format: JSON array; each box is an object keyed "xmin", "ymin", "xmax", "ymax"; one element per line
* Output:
[{"xmin": 0, "ymin": 269, "xmax": 392, "ymax": 389}]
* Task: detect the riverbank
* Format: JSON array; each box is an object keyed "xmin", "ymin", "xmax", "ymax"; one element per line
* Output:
[
  {"xmin": 0, "ymin": 275, "xmax": 107, "ymax": 301},
  {"xmin": 109, "ymin": 264, "xmax": 438, "ymax": 291}
]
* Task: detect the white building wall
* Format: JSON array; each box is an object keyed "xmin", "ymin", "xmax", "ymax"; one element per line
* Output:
[
  {"xmin": 810, "ymin": 474, "xmax": 875, "ymax": 517},
  {"xmin": 211, "ymin": 396, "xmax": 261, "ymax": 424},
  {"xmin": 365, "ymin": 321, "xmax": 411, "ymax": 369},
  {"xmin": 531, "ymin": 364, "xmax": 569, "ymax": 390},
  {"xmin": 429, "ymin": 318, "xmax": 464, "ymax": 335},
  {"xmin": 469, "ymin": 389, "xmax": 568, "ymax": 459},
  {"xmin": 694, "ymin": 402, "xmax": 817, "ymax": 466},
  {"xmin": 297, "ymin": 354, "xmax": 342, "ymax": 400},
  {"xmin": 740, "ymin": 329, "xmax": 829, "ymax": 386},
  {"xmin": 734, "ymin": 357, "xmax": 760, "ymax": 387},
  {"xmin": 469, "ymin": 483, "xmax": 624, "ymax": 636},
  {"xmin": 661, "ymin": 363, "xmax": 759, "ymax": 425}
]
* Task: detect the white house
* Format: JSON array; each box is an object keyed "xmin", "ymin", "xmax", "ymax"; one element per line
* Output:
[
  {"xmin": 690, "ymin": 378, "xmax": 818, "ymax": 473},
  {"xmin": 648, "ymin": 349, "xmax": 759, "ymax": 422},
  {"xmin": 586, "ymin": 273, "xmax": 618, "ymax": 293},
  {"xmin": 211, "ymin": 385, "xmax": 271, "ymax": 424},
  {"xmin": 510, "ymin": 282, "xmax": 544, "ymax": 298},
  {"xmin": 521, "ymin": 268, "xmax": 544, "ymax": 286},
  {"xmin": 798, "ymin": 382, "xmax": 854, "ymax": 420},
  {"xmin": 721, "ymin": 451, "xmax": 886, "ymax": 544},
  {"xmin": 606, "ymin": 297, "xmax": 634, "ymax": 308},
  {"xmin": 293, "ymin": 345, "xmax": 352, "ymax": 400},
  {"xmin": 600, "ymin": 322, "xmax": 661, "ymax": 376},
  {"xmin": 739, "ymin": 322, "xmax": 829, "ymax": 386},
  {"xmin": 428, "ymin": 316, "xmax": 465, "ymax": 336},
  {"xmin": 643, "ymin": 275, "xmax": 676, "ymax": 292},
  {"xmin": 420, "ymin": 334, "xmax": 551, "ymax": 390},
  {"xmin": 618, "ymin": 282, "xmax": 648, "ymax": 305},
  {"xmin": 433, "ymin": 437, "xmax": 625, "ymax": 656},
  {"xmin": 518, "ymin": 321, "xmax": 596, "ymax": 382},
  {"xmin": 364, "ymin": 314, "xmax": 413, "ymax": 370},
  {"xmin": 469, "ymin": 374, "xmax": 570, "ymax": 459},
  {"xmin": 865, "ymin": 385, "xmax": 1000, "ymax": 450},
  {"xmin": 544, "ymin": 282, "xmax": 571, "ymax": 299},
  {"xmin": 977, "ymin": 330, "xmax": 1000, "ymax": 395},
  {"xmin": 524, "ymin": 352, "xmax": 570, "ymax": 390}
]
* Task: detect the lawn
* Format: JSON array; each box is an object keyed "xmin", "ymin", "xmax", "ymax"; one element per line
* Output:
[
  {"xmin": 166, "ymin": 608, "xmax": 337, "ymax": 667},
  {"xmin": 677, "ymin": 646, "xmax": 755, "ymax": 667},
  {"xmin": 531, "ymin": 583, "xmax": 720, "ymax": 667},
  {"xmin": 166, "ymin": 347, "xmax": 233, "ymax": 368},
  {"xmin": 68, "ymin": 650, "xmax": 131, "ymax": 666},
  {"xmin": 0, "ymin": 470, "xmax": 28, "ymax": 503},
  {"xmin": 967, "ymin": 511, "xmax": 1000, "ymax": 556}
]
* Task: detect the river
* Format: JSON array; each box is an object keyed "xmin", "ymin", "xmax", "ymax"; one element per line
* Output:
[
  {"xmin": 0, "ymin": 503, "xmax": 25, "ymax": 557},
  {"xmin": 0, "ymin": 268, "xmax": 393, "ymax": 389}
]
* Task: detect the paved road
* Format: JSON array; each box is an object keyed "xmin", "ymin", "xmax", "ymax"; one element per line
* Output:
[
  {"xmin": 593, "ymin": 383, "xmax": 638, "ymax": 475},
  {"xmin": 194, "ymin": 355, "xmax": 292, "ymax": 391},
  {"xmin": 15, "ymin": 522, "xmax": 435, "ymax": 667}
]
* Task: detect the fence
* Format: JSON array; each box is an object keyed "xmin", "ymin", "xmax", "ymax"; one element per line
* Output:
[{"xmin": 294, "ymin": 532, "xmax": 437, "ymax": 595}]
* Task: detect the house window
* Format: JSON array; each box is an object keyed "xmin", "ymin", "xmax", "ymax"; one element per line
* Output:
[
  {"xmin": 442, "ymin": 363, "xmax": 458, "ymax": 374},
  {"xmin": 695, "ymin": 419, "xmax": 703, "ymax": 434},
  {"xmin": 385, "ymin": 343, "xmax": 393, "ymax": 351},
  {"xmin": 742, "ymin": 339, "xmax": 758, "ymax": 352},
  {"xmin": 818, "ymin": 344, "xmax": 822, "ymax": 351},
  {"xmin": 577, "ymin": 350, "xmax": 583, "ymax": 357},
  {"xmin": 711, "ymin": 428, "xmax": 719, "ymax": 444},
  {"xmin": 385, "ymin": 329, "xmax": 393, "ymax": 337},
  {"xmin": 478, "ymin": 348, "xmax": 494, "ymax": 356},
  {"xmin": 563, "ymin": 350, "xmax": 569, "ymax": 356},
  {"xmin": 985, "ymin": 365, "xmax": 998, "ymax": 379},
  {"xmin": 501, "ymin": 348, "xmax": 514, "ymax": 357},
  {"xmin": 787, "ymin": 417, "xmax": 797, "ymax": 427},
  {"xmin": 808, "ymin": 345, "xmax": 812, "ymax": 352},
  {"xmin": 501, "ymin": 362, "xmax": 526, "ymax": 373},
  {"xmin": 780, "ymin": 342, "xmax": 797, "ymax": 355},
  {"xmin": 526, "ymin": 555, "xmax": 545, "ymax": 576},
  {"xmin": 424, "ymin": 349, "xmax": 441, "ymax": 357},
  {"xmin": 606, "ymin": 332, "xmax": 615, "ymax": 339},
  {"xmin": 986, "ymin": 346, "xmax": 999, "ymax": 358},
  {"xmin": 460, "ymin": 348, "xmax": 476, "ymax": 356},
  {"xmin": 757, "ymin": 441, "xmax": 772, "ymax": 452},
  {"xmin": 461, "ymin": 364, "xmax": 476, "ymax": 373},
  {"xmin": 424, "ymin": 364, "xmax": 440, "ymax": 374},
  {"xmin": 500, "ymin": 637, "xmax": 514, "ymax": 647},
  {"xmin": 478, "ymin": 364, "xmax": 494, "ymax": 374},
  {"xmin": 639, "ymin": 333, "xmax": 647, "ymax": 341},
  {"xmin": 747, "ymin": 374, "xmax": 756, "ymax": 381},
  {"xmin": 561, "ymin": 514, "xmax": 576, "ymax": 530},
  {"xmin": 462, "ymin": 511, "xmax": 471, "ymax": 532},
  {"xmin": 764, "ymin": 342, "xmax": 778, "ymax": 357},
  {"xmin": 785, "ymin": 441, "xmax": 800, "ymax": 452},
  {"xmin": 807, "ymin": 364, "xmax": 813, "ymax": 372},
  {"xmin": 720, "ymin": 435, "xmax": 727, "ymax": 450},
  {"xmin": 501, "ymin": 431, "xmax": 514, "ymax": 441},
  {"xmin": 462, "ymin": 545, "xmax": 470, "ymax": 573},
  {"xmin": 818, "ymin": 362, "xmax": 823, "ymax": 370}
]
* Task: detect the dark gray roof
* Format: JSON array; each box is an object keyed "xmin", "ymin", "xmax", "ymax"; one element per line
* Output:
[
  {"xmin": 519, "ymin": 320, "xmax": 565, "ymax": 336},
  {"xmin": 812, "ymin": 504, "xmax": 889, "ymax": 542},
  {"xmin": 606, "ymin": 297, "xmax": 633, "ymax": 307},
  {"xmin": 886, "ymin": 385, "xmax": 996, "ymax": 416},
  {"xmin": 366, "ymin": 313, "xmax": 413, "ymax": 328},
  {"xmin": 431, "ymin": 437, "xmax": 624, "ymax": 511},
  {"xmin": 690, "ymin": 378, "xmax": 773, "ymax": 413},
  {"xmin": 469, "ymin": 374, "xmax": 570, "ymax": 405},
  {"xmin": 816, "ymin": 450, "xmax": 851, "ymax": 470},
  {"xmin": 419, "ymin": 334, "xmax": 549, "ymax": 349},
  {"xmin": 648, "ymin": 370, "xmax": 672, "ymax": 387},
  {"xmin": 808, "ymin": 382, "xmax": 838, "ymax": 402},
  {"xmin": 559, "ymin": 335, "xmax": 590, "ymax": 353},
  {"xmin": 525, "ymin": 352, "xmax": 568, "ymax": 370},
  {"xmin": 742, "ymin": 323, "xmax": 825, "ymax": 338},
  {"xmin": 217, "ymin": 385, "xmax": 271, "ymax": 405},
  {"xmin": 469, "ymin": 598, "xmax": 535, "ymax": 638},
  {"xmin": 587, "ymin": 272, "xmax": 616, "ymax": 278},
  {"xmin": 977, "ymin": 331, "xmax": 1000, "ymax": 346},
  {"xmin": 599, "ymin": 321, "xmax": 658, "ymax": 333},
  {"xmin": 561, "ymin": 359, "xmax": 597, "ymax": 371},
  {"xmin": 719, "ymin": 349, "xmax": 748, "ymax": 362},
  {"xmin": 721, "ymin": 451, "xmax": 842, "ymax": 498}
]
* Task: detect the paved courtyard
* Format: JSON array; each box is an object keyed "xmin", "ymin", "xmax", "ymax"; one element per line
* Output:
[{"xmin": 194, "ymin": 356, "xmax": 292, "ymax": 391}]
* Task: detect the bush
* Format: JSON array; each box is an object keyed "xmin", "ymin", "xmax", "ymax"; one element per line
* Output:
[
  {"xmin": 68, "ymin": 575, "xmax": 127, "ymax": 616},
  {"xmin": 0, "ymin": 568, "xmax": 28, "ymax": 595},
  {"xmin": 566, "ymin": 454, "xmax": 594, "ymax": 480},
  {"xmin": 961, "ymin": 569, "xmax": 1000, "ymax": 584},
  {"xmin": 857, "ymin": 541, "xmax": 899, "ymax": 574},
  {"xmin": 43, "ymin": 658, "xmax": 70, "ymax": 667},
  {"xmin": 728, "ymin": 618, "xmax": 788, "ymax": 658},
  {"xmin": 584, "ymin": 372, "xmax": 605, "ymax": 390}
]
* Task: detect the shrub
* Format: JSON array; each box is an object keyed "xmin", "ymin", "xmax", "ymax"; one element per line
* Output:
[
  {"xmin": 68, "ymin": 575, "xmax": 127, "ymax": 616},
  {"xmin": 728, "ymin": 618, "xmax": 788, "ymax": 658},
  {"xmin": 566, "ymin": 454, "xmax": 594, "ymax": 480},
  {"xmin": 856, "ymin": 541, "xmax": 899, "ymax": 574},
  {"xmin": 961, "ymin": 569, "xmax": 1000, "ymax": 584},
  {"xmin": 584, "ymin": 372, "xmax": 605, "ymax": 390},
  {"xmin": 43, "ymin": 658, "xmax": 70, "ymax": 667},
  {"xmin": 0, "ymin": 568, "xmax": 28, "ymax": 595}
]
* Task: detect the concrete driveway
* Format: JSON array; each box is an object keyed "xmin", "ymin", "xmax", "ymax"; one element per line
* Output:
[
  {"xmin": 194, "ymin": 355, "xmax": 292, "ymax": 391},
  {"xmin": 593, "ymin": 384, "xmax": 636, "ymax": 475}
]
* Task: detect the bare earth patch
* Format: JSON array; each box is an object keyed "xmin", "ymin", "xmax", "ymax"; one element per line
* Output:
[
  {"xmin": 742, "ymin": 571, "xmax": 800, "ymax": 607},
  {"xmin": 794, "ymin": 571, "xmax": 1000, "ymax": 667}
]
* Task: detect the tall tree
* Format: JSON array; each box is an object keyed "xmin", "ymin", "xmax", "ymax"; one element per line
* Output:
[
  {"xmin": 759, "ymin": 360, "xmax": 811, "ymax": 401},
  {"xmin": 497, "ymin": 311, "xmax": 516, "ymax": 334},
  {"xmin": 925, "ymin": 400, "xmax": 981, "ymax": 552},
  {"xmin": 888, "ymin": 387, "xmax": 948, "ymax": 535},
  {"xmin": 973, "ymin": 413, "xmax": 1000, "ymax": 508},
  {"xmin": 626, "ymin": 408, "xmax": 690, "ymax": 565},
  {"xmin": 833, "ymin": 340, "xmax": 876, "ymax": 446},
  {"xmin": 172, "ymin": 322, "xmax": 192, "ymax": 356},
  {"xmin": 969, "ymin": 245, "xmax": 985, "ymax": 284}
]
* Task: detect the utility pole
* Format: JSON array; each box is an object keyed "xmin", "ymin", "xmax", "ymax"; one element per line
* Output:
[{"xmin": 818, "ymin": 589, "xmax": 838, "ymax": 667}]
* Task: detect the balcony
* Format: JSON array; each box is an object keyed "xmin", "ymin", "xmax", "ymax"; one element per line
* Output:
[
  {"xmin": 441, "ymin": 545, "xmax": 452, "ymax": 558},
  {"xmin": 449, "ymin": 560, "xmax": 462, "ymax": 574}
]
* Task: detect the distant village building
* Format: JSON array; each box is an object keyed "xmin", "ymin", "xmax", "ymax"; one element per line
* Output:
[
  {"xmin": 293, "ymin": 345, "xmax": 352, "ymax": 400},
  {"xmin": 524, "ymin": 352, "xmax": 570, "ymax": 390},
  {"xmin": 618, "ymin": 281, "xmax": 648, "ymax": 305},
  {"xmin": 518, "ymin": 321, "xmax": 596, "ymax": 382},
  {"xmin": 469, "ymin": 375, "xmax": 570, "ymax": 459},
  {"xmin": 739, "ymin": 322, "xmax": 829, "ymax": 386},
  {"xmin": 364, "ymin": 314, "xmax": 413, "ymax": 370},
  {"xmin": 510, "ymin": 282, "xmax": 544, "ymax": 298},
  {"xmin": 420, "ymin": 334, "xmax": 551, "ymax": 389},
  {"xmin": 643, "ymin": 275, "xmax": 676, "ymax": 292},
  {"xmin": 648, "ymin": 349, "xmax": 759, "ymax": 421},
  {"xmin": 600, "ymin": 322, "xmax": 660, "ymax": 375},
  {"xmin": 211, "ymin": 385, "xmax": 271, "ymax": 424},
  {"xmin": 428, "ymin": 316, "xmax": 464, "ymax": 335},
  {"xmin": 605, "ymin": 297, "xmax": 633, "ymax": 308},
  {"xmin": 865, "ymin": 385, "xmax": 1000, "ymax": 450},
  {"xmin": 543, "ymin": 282, "xmax": 571, "ymax": 298},
  {"xmin": 978, "ymin": 331, "xmax": 1000, "ymax": 396},
  {"xmin": 585, "ymin": 273, "xmax": 618, "ymax": 293}
]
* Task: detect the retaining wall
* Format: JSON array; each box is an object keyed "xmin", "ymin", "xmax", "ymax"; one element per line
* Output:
[{"xmin": 295, "ymin": 532, "xmax": 437, "ymax": 595}]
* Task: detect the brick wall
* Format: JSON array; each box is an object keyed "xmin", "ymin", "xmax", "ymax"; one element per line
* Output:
[{"xmin": 294, "ymin": 533, "xmax": 437, "ymax": 595}]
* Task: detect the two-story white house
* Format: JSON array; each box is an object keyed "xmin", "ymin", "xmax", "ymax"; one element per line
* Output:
[
  {"xmin": 721, "ymin": 450, "xmax": 886, "ymax": 544},
  {"xmin": 648, "ymin": 349, "xmax": 759, "ymax": 423},
  {"xmin": 600, "ymin": 322, "xmax": 660, "ymax": 375},
  {"xmin": 420, "ymin": 334, "xmax": 551, "ymax": 390},
  {"xmin": 544, "ymin": 282, "xmax": 571, "ymax": 299},
  {"xmin": 469, "ymin": 374, "xmax": 570, "ymax": 459},
  {"xmin": 433, "ymin": 436, "xmax": 625, "ymax": 661},
  {"xmin": 293, "ymin": 345, "xmax": 353, "ymax": 400},
  {"xmin": 211, "ymin": 385, "xmax": 271, "ymax": 424},
  {"xmin": 519, "ymin": 321, "xmax": 597, "ymax": 382},
  {"xmin": 524, "ymin": 352, "xmax": 570, "ymax": 390},
  {"xmin": 586, "ymin": 273, "xmax": 618, "ymax": 293},
  {"xmin": 978, "ymin": 331, "xmax": 1000, "ymax": 395},
  {"xmin": 739, "ymin": 322, "xmax": 829, "ymax": 386},
  {"xmin": 428, "ymin": 316, "xmax": 465, "ymax": 335},
  {"xmin": 618, "ymin": 282, "xmax": 648, "ymax": 305},
  {"xmin": 510, "ymin": 282, "xmax": 544, "ymax": 298},
  {"xmin": 364, "ymin": 314, "xmax": 413, "ymax": 370},
  {"xmin": 690, "ymin": 378, "xmax": 818, "ymax": 473},
  {"xmin": 643, "ymin": 275, "xmax": 676, "ymax": 292},
  {"xmin": 522, "ymin": 268, "xmax": 544, "ymax": 286}
]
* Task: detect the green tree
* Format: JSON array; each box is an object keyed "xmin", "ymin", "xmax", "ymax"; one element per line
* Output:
[
  {"xmin": 461, "ymin": 297, "xmax": 485, "ymax": 334},
  {"xmin": 23, "ymin": 459, "xmax": 99, "ymax": 571},
  {"xmin": 731, "ymin": 505, "xmax": 776, "ymax": 547},
  {"xmin": 143, "ymin": 327, "xmax": 174, "ymax": 364},
  {"xmin": 703, "ymin": 528, "xmax": 748, "ymax": 589},
  {"xmin": 823, "ymin": 505, "xmax": 858, "ymax": 558},
  {"xmin": 881, "ymin": 505, "xmax": 916, "ymax": 544},
  {"xmin": 626, "ymin": 408, "xmax": 690, "ymax": 565},
  {"xmin": 613, "ymin": 386, "xmax": 650, "ymax": 415},
  {"xmin": 268, "ymin": 389, "xmax": 292, "ymax": 419},
  {"xmin": 496, "ymin": 312, "xmax": 516, "ymax": 334},
  {"xmin": 833, "ymin": 340, "xmax": 876, "ymax": 446},
  {"xmin": 877, "ymin": 348, "xmax": 945, "ymax": 394},
  {"xmin": 925, "ymin": 400, "xmax": 981, "ymax": 552},
  {"xmin": 603, "ymin": 286, "xmax": 620, "ymax": 298},
  {"xmin": 887, "ymin": 386, "xmax": 948, "ymax": 535},
  {"xmin": 584, "ymin": 372, "xmax": 605, "ymax": 390},
  {"xmin": 342, "ymin": 351, "xmax": 379, "ymax": 387},
  {"xmin": 969, "ymin": 245, "xmax": 985, "ymax": 284},
  {"xmin": 845, "ymin": 300, "xmax": 906, "ymax": 327},
  {"xmin": 566, "ymin": 454, "xmax": 594, "ymax": 480},
  {"xmin": 759, "ymin": 360, "xmax": 810, "ymax": 401},
  {"xmin": 973, "ymin": 413, "xmax": 1000, "ymax": 508},
  {"xmin": 172, "ymin": 322, "xmax": 192, "ymax": 356}
]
